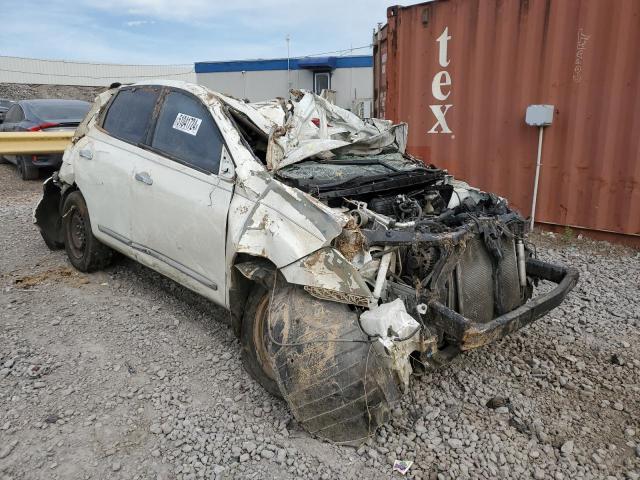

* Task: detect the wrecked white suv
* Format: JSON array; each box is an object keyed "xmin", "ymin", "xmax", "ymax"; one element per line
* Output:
[{"xmin": 35, "ymin": 81, "xmax": 578, "ymax": 444}]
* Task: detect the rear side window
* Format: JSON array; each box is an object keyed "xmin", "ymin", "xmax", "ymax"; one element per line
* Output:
[
  {"xmin": 30, "ymin": 101, "xmax": 90, "ymax": 121},
  {"xmin": 5, "ymin": 105, "xmax": 24, "ymax": 123},
  {"xmin": 103, "ymin": 88, "xmax": 159, "ymax": 145},
  {"xmin": 151, "ymin": 91, "xmax": 224, "ymax": 174}
]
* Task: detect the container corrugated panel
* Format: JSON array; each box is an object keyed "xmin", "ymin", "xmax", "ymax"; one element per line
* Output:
[
  {"xmin": 375, "ymin": 0, "xmax": 640, "ymax": 242},
  {"xmin": 373, "ymin": 24, "xmax": 388, "ymax": 119}
]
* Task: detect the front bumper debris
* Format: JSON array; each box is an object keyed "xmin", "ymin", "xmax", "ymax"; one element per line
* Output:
[{"xmin": 429, "ymin": 258, "xmax": 579, "ymax": 350}]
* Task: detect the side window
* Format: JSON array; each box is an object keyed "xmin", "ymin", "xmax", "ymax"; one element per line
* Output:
[
  {"xmin": 5, "ymin": 105, "xmax": 24, "ymax": 123},
  {"xmin": 102, "ymin": 87, "xmax": 159, "ymax": 144},
  {"xmin": 151, "ymin": 91, "xmax": 224, "ymax": 174}
]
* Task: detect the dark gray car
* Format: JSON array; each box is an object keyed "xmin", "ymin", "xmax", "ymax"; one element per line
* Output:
[{"xmin": 0, "ymin": 99, "xmax": 90, "ymax": 180}]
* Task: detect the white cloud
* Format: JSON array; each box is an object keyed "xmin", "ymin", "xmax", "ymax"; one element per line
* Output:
[
  {"xmin": 88, "ymin": 0, "xmax": 302, "ymax": 22},
  {"xmin": 125, "ymin": 19, "xmax": 155, "ymax": 27}
]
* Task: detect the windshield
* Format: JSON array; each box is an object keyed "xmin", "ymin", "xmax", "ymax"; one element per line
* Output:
[
  {"xmin": 29, "ymin": 101, "xmax": 91, "ymax": 121},
  {"xmin": 277, "ymin": 153, "xmax": 426, "ymax": 187},
  {"xmin": 0, "ymin": 100, "xmax": 13, "ymax": 109}
]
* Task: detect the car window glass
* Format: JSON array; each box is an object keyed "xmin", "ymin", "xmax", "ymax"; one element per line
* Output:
[
  {"xmin": 30, "ymin": 101, "xmax": 90, "ymax": 121},
  {"xmin": 151, "ymin": 91, "xmax": 224, "ymax": 174},
  {"xmin": 5, "ymin": 105, "xmax": 23, "ymax": 123},
  {"xmin": 103, "ymin": 88, "xmax": 159, "ymax": 144},
  {"xmin": 3, "ymin": 106, "xmax": 15, "ymax": 122}
]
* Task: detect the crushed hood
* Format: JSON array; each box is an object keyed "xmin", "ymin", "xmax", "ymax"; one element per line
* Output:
[{"xmin": 217, "ymin": 90, "xmax": 408, "ymax": 171}]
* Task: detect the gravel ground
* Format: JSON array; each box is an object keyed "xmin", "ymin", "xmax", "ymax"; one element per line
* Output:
[
  {"xmin": 1, "ymin": 162, "xmax": 639, "ymax": 480},
  {"xmin": 0, "ymin": 83, "xmax": 104, "ymax": 102}
]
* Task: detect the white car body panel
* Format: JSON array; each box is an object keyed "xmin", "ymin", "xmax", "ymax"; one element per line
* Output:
[
  {"xmin": 49, "ymin": 80, "xmax": 376, "ymax": 310},
  {"xmin": 74, "ymin": 130, "xmax": 135, "ymax": 253},
  {"xmin": 129, "ymin": 144, "xmax": 232, "ymax": 304}
]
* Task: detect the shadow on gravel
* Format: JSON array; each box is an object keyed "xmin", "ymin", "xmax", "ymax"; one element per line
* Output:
[{"xmin": 107, "ymin": 255, "xmax": 230, "ymax": 326}]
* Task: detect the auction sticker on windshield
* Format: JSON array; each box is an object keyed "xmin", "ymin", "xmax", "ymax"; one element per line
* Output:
[{"xmin": 173, "ymin": 113, "xmax": 202, "ymax": 136}]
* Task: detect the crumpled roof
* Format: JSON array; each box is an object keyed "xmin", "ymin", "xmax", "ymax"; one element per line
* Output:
[{"xmin": 217, "ymin": 90, "xmax": 408, "ymax": 170}]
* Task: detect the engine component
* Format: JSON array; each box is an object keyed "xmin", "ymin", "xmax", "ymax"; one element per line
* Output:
[
  {"xmin": 349, "ymin": 208, "xmax": 370, "ymax": 228},
  {"xmin": 369, "ymin": 193, "xmax": 424, "ymax": 222},
  {"xmin": 395, "ymin": 194, "xmax": 422, "ymax": 221},
  {"xmin": 403, "ymin": 245, "xmax": 437, "ymax": 286},
  {"xmin": 369, "ymin": 195, "xmax": 397, "ymax": 217}
]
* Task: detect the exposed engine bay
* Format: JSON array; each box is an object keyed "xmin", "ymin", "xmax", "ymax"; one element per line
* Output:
[
  {"xmin": 275, "ymin": 152, "xmax": 534, "ymax": 373},
  {"xmin": 276, "ymin": 153, "xmax": 528, "ymax": 307}
]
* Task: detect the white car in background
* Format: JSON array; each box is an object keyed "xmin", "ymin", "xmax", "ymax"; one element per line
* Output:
[{"xmin": 34, "ymin": 81, "xmax": 578, "ymax": 444}]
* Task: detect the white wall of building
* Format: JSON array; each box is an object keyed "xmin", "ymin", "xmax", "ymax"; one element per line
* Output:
[
  {"xmin": 0, "ymin": 55, "xmax": 196, "ymax": 86},
  {"xmin": 330, "ymin": 67, "xmax": 373, "ymax": 109},
  {"xmin": 195, "ymin": 56, "xmax": 373, "ymax": 111},
  {"xmin": 196, "ymin": 69, "xmax": 314, "ymax": 101}
]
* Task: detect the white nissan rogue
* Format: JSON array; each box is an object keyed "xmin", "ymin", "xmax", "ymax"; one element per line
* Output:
[{"xmin": 34, "ymin": 80, "xmax": 577, "ymax": 444}]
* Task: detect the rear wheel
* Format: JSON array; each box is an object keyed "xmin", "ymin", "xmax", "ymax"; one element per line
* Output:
[
  {"xmin": 17, "ymin": 156, "xmax": 39, "ymax": 180},
  {"xmin": 62, "ymin": 191, "xmax": 113, "ymax": 272}
]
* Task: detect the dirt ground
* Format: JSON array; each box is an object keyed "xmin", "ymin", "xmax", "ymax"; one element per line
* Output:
[{"xmin": 0, "ymin": 162, "xmax": 639, "ymax": 480}]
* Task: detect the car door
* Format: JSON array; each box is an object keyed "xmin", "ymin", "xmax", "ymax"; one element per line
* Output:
[
  {"xmin": 130, "ymin": 88, "xmax": 233, "ymax": 305},
  {"xmin": 75, "ymin": 86, "xmax": 161, "ymax": 252}
]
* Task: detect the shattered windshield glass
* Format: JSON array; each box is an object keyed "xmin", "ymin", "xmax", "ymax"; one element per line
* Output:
[{"xmin": 277, "ymin": 152, "xmax": 425, "ymax": 186}]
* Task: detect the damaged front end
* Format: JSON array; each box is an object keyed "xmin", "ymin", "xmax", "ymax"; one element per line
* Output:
[
  {"xmin": 227, "ymin": 91, "xmax": 580, "ymax": 445},
  {"xmin": 264, "ymin": 164, "xmax": 578, "ymax": 443}
]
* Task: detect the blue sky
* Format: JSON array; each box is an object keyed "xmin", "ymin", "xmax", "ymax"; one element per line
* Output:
[{"xmin": 0, "ymin": 0, "xmax": 407, "ymax": 65}]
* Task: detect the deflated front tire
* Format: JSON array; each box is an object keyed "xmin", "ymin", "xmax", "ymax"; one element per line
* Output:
[{"xmin": 265, "ymin": 284, "xmax": 401, "ymax": 445}]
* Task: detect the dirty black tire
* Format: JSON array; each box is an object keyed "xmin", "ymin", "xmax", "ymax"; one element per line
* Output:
[
  {"xmin": 62, "ymin": 191, "xmax": 113, "ymax": 272},
  {"xmin": 17, "ymin": 156, "xmax": 39, "ymax": 180},
  {"xmin": 42, "ymin": 233, "xmax": 64, "ymax": 251},
  {"xmin": 267, "ymin": 285, "xmax": 401, "ymax": 445},
  {"xmin": 241, "ymin": 284, "xmax": 283, "ymax": 398}
]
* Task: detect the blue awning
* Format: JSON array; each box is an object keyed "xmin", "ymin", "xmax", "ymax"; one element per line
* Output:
[{"xmin": 297, "ymin": 56, "xmax": 337, "ymax": 70}]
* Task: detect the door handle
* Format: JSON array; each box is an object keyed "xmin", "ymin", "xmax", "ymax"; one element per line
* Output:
[
  {"xmin": 79, "ymin": 148, "xmax": 93, "ymax": 160},
  {"xmin": 134, "ymin": 171, "xmax": 153, "ymax": 185}
]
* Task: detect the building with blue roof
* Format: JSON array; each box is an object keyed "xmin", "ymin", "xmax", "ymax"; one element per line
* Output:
[{"xmin": 195, "ymin": 55, "xmax": 373, "ymax": 114}]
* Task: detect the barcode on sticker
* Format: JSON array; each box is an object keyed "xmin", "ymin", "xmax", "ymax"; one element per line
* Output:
[{"xmin": 172, "ymin": 113, "xmax": 202, "ymax": 136}]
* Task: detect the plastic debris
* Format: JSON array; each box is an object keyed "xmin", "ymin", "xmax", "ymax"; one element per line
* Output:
[
  {"xmin": 359, "ymin": 299, "xmax": 422, "ymax": 391},
  {"xmin": 393, "ymin": 459, "xmax": 413, "ymax": 475}
]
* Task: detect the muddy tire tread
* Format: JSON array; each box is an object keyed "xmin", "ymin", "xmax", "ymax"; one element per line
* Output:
[
  {"xmin": 240, "ymin": 284, "xmax": 283, "ymax": 398},
  {"xmin": 267, "ymin": 286, "xmax": 401, "ymax": 445}
]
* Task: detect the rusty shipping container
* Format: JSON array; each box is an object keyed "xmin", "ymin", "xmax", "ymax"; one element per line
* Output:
[{"xmin": 374, "ymin": 0, "xmax": 640, "ymax": 245}]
